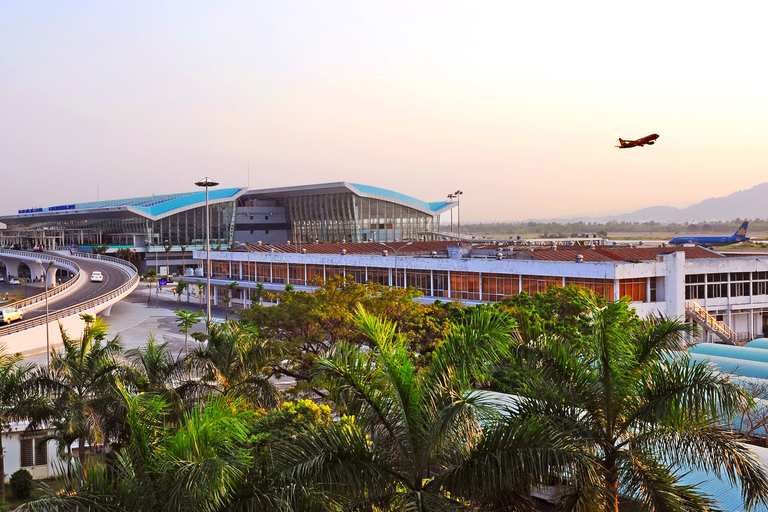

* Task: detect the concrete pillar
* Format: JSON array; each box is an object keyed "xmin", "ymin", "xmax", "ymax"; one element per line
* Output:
[{"xmin": 663, "ymin": 251, "xmax": 686, "ymax": 318}]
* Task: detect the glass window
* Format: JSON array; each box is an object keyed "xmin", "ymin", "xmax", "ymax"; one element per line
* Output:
[
  {"xmin": 451, "ymin": 271, "xmax": 480, "ymax": 301},
  {"xmin": 618, "ymin": 279, "xmax": 647, "ymax": 302}
]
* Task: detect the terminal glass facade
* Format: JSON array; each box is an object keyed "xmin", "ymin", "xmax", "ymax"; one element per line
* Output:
[
  {"xmin": 1, "ymin": 203, "xmax": 236, "ymax": 250},
  {"xmin": 279, "ymin": 193, "xmax": 439, "ymax": 243}
]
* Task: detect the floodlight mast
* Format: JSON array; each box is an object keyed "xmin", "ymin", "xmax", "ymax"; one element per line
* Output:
[
  {"xmin": 195, "ymin": 177, "xmax": 219, "ymax": 327},
  {"xmin": 36, "ymin": 259, "xmax": 55, "ymax": 366}
]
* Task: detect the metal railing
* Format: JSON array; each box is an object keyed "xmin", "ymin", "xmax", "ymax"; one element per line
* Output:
[
  {"xmin": 0, "ymin": 250, "xmax": 83, "ymax": 308},
  {"xmin": 0, "ymin": 254, "xmax": 139, "ymax": 336},
  {"xmin": 685, "ymin": 301, "xmax": 739, "ymax": 345}
]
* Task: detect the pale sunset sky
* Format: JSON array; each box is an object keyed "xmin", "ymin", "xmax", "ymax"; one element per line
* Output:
[{"xmin": 3, "ymin": 1, "xmax": 768, "ymax": 222}]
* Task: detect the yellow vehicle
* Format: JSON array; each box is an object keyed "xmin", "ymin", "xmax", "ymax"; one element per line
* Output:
[{"xmin": 0, "ymin": 308, "xmax": 23, "ymax": 324}]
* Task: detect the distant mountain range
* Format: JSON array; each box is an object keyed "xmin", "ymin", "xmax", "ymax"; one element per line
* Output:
[{"xmin": 559, "ymin": 183, "xmax": 768, "ymax": 224}]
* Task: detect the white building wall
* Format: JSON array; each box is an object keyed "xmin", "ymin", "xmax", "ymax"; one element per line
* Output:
[{"xmin": 196, "ymin": 249, "xmax": 768, "ymax": 342}]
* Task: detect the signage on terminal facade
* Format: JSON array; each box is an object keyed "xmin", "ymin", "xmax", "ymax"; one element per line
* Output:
[{"xmin": 18, "ymin": 204, "xmax": 76, "ymax": 214}]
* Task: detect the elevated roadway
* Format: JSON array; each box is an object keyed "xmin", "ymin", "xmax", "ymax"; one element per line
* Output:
[{"xmin": 0, "ymin": 250, "xmax": 139, "ymax": 356}]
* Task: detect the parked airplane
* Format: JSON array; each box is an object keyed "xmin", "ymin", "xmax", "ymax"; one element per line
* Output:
[
  {"xmin": 616, "ymin": 134, "xmax": 660, "ymax": 148},
  {"xmin": 668, "ymin": 222, "xmax": 751, "ymax": 247}
]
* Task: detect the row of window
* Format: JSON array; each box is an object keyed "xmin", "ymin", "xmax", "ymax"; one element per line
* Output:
[
  {"xmin": 685, "ymin": 273, "xmax": 768, "ymax": 300},
  {"xmin": 211, "ymin": 261, "xmax": 658, "ymax": 302}
]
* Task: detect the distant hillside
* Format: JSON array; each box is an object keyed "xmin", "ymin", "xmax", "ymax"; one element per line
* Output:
[{"xmin": 567, "ymin": 183, "xmax": 768, "ymax": 223}]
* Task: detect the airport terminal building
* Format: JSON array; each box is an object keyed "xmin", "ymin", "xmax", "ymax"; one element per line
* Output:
[
  {"xmin": 5, "ymin": 180, "xmax": 768, "ymax": 344},
  {"xmin": 0, "ymin": 182, "xmax": 454, "ymax": 271}
]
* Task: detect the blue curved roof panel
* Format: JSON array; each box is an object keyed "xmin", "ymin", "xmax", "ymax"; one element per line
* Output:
[
  {"xmin": 57, "ymin": 188, "xmax": 243, "ymax": 217},
  {"xmin": 349, "ymin": 183, "xmax": 453, "ymax": 213},
  {"xmin": 744, "ymin": 339, "xmax": 768, "ymax": 350},
  {"xmin": 690, "ymin": 343, "xmax": 768, "ymax": 365},
  {"xmin": 685, "ymin": 353, "xmax": 768, "ymax": 380}
]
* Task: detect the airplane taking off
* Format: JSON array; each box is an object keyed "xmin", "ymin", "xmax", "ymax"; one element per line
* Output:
[
  {"xmin": 616, "ymin": 134, "xmax": 660, "ymax": 148},
  {"xmin": 668, "ymin": 222, "xmax": 751, "ymax": 247}
]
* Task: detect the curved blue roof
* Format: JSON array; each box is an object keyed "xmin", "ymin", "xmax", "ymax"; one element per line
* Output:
[
  {"xmin": 349, "ymin": 183, "xmax": 453, "ymax": 213},
  {"xmin": 686, "ymin": 353, "xmax": 768, "ymax": 380},
  {"xmin": 37, "ymin": 188, "xmax": 243, "ymax": 217},
  {"xmin": 744, "ymin": 339, "xmax": 768, "ymax": 350},
  {"xmin": 689, "ymin": 343, "xmax": 768, "ymax": 365}
]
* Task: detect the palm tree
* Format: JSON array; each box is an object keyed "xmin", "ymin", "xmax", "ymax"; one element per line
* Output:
[
  {"xmin": 512, "ymin": 293, "xmax": 768, "ymax": 511},
  {"xmin": 25, "ymin": 390, "xmax": 258, "ymax": 512},
  {"xmin": 174, "ymin": 309, "xmax": 203, "ymax": 356},
  {"xmin": 125, "ymin": 336, "xmax": 186, "ymax": 423},
  {"xmin": 115, "ymin": 247, "xmax": 137, "ymax": 265},
  {"xmin": 144, "ymin": 269, "xmax": 157, "ymax": 308},
  {"xmin": 279, "ymin": 307, "xmax": 588, "ymax": 511},
  {"xmin": 182, "ymin": 320, "xmax": 281, "ymax": 409},
  {"xmin": 164, "ymin": 242, "xmax": 172, "ymax": 277},
  {"xmin": 0, "ymin": 345, "xmax": 34, "ymax": 504},
  {"xmin": 173, "ymin": 279, "xmax": 188, "ymax": 309},
  {"xmin": 196, "ymin": 280, "xmax": 205, "ymax": 313},
  {"xmin": 179, "ymin": 244, "xmax": 188, "ymax": 276},
  {"xmin": 32, "ymin": 314, "xmax": 124, "ymax": 467}
]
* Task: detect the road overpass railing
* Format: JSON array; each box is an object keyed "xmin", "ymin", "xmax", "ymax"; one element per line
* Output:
[
  {"xmin": 0, "ymin": 253, "xmax": 139, "ymax": 337},
  {"xmin": 0, "ymin": 250, "xmax": 83, "ymax": 309}
]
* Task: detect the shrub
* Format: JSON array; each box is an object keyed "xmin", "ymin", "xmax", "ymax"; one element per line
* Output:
[{"xmin": 9, "ymin": 468, "xmax": 33, "ymax": 499}]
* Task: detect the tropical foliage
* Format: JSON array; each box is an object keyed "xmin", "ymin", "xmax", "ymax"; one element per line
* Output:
[
  {"xmin": 6, "ymin": 285, "xmax": 768, "ymax": 512},
  {"xmin": 508, "ymin": 293, "xmax": 768, "ymax": 511}
]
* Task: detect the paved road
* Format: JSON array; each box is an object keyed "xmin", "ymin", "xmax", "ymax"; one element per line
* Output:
[
  {"xmin": 22, "ymin": 285, "xmax": 229, "ymax": 366},
  {"xmin": 1, "ymin": 255, "xmax": 132, "ymax": 321}
]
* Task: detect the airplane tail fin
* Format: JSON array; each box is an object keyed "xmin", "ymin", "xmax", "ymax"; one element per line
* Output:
[{"xmin": 735, "ymin": 221, "xmax": 749, "ymax": 237}]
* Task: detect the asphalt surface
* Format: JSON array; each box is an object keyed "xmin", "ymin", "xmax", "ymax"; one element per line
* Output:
[{"xmin": 1, "ymin": 254, "xmax": 133, "ymax": 321}]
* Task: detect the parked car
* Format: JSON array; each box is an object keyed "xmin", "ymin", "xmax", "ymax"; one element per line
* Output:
[
  {"xmin": 0, "ymin": 276, "xmax": 4, "ymax": 282},
  {"xmin": 0, "ymin": 308, "xmax": 23, "ymax": 324},
  {"xmin": 9, "ymin": 278, "xmax": 20, "ymax": 285},
  {"xmin": 90, "ymin": 271, "xmax": 104, "ymax": 283}
]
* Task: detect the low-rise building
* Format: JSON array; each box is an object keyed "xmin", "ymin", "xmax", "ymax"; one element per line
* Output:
[{"xmin": 193, "ymin": 241, "xmax": 768, "ymax": 344}]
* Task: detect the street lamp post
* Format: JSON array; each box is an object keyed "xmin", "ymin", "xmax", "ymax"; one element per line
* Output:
[
  {"xmin": 454, "ymin": 190, "xmax": 463, "ymax": 240},
  {"xmin": 380, "ymin": 242, "xmax": 412, "ymax": 288},
  {"xmin": 36, "ymin": 259, "xmax": 55, "ymax": 366},
  {"xmin": 447, "ymin": 193, "xmax": 456, "ymax": 234},
  {"xmin": 195, "ymin": 177, "xmax": 219, "ymax": 326}
]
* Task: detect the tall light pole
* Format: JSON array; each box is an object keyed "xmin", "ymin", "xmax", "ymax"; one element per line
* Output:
[
  {"xmin": 36, "ymin": 259, "xmax": 55, "ymax": 366},
  {"xmin": 380, "ymin": 242, "xmax": 412, "ymax": 288},
  {"xmin": 454, "ymin": 190, "xmax": 463, "ymax": 240},
  {"xmin": 195, "ymin": 177, "xmax": 219, "ymax": 326},
  {"xmin": 447, "ymin": 193, "xmax": 456, "ymax": 234}
]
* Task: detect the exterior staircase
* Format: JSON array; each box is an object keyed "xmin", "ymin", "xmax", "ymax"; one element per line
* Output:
[{"xmin": 685, "ymin": 301, "xmax": 739, "ymax": 345}]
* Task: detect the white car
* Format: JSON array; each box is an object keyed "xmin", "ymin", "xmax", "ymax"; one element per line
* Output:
[
  {"xmin": 9, "ymin": 278, "xmax": 20, "ymax": 285},
  {"xmin": 90, "ymin": 271, "xmax": 104, "ymax": 283}
]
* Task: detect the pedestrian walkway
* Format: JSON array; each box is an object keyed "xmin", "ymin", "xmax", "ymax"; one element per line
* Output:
[{"xmin": 23, "ymin": 285, "xmax": 232, "ymax": 366}]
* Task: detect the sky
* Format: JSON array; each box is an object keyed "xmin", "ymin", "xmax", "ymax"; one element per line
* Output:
[{"xmin": 3, "ymin": 1, "xmax": 768, "ymax": 222}]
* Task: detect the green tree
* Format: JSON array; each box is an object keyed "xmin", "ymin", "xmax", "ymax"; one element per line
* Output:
[
  {"xmin": 164, "ymin": 243, "xmax": 172, "ymax": 277},
  {"xmin": 144, "ymin": 269, "xmax": 157, "ymax": 308},
  {"xmin": 32, "ymin": 315, "xmax": 124, "ymax": 466},
  {"xmin": 26, "ymin": 391, "xmax": 258, "ymax": 512},
  {"xmin": 174, "ymin": 278, "xmax": 188, "ymax": 309},
  {"xmin": 279, "ymin": 307, "xmax": 586, "ymax": 511},
  {"xmin": 92, "ymin": 244, "xmax": 109, "ymax": 255},
  {"xmin": 0, "ymin": 345, "xmax": 34, "ymax": 504},
  {"xmin": 174, "ymin": 309, "xmax": 203, "ymax": 357},
  {"xmin": 511, "ymin": 292, "xmax": 768, "ymax": 511},
  {"xmin": 125, "ymin": 335, "xmax": 184, "ymax": 395},
  {"xmin": 182, "ymin": 320, "xmax": 281, "ymax": 409},
  {"xmin": 239, "ymin": 275, "xmax": 451, "ymax": 392},
  {"xmin": 196, "ymin": 280, "xmax": 205, "ymax": 313},
  {"xmin": 114, "ymin": 247, "xmax": 138, "ymax": 265}
]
